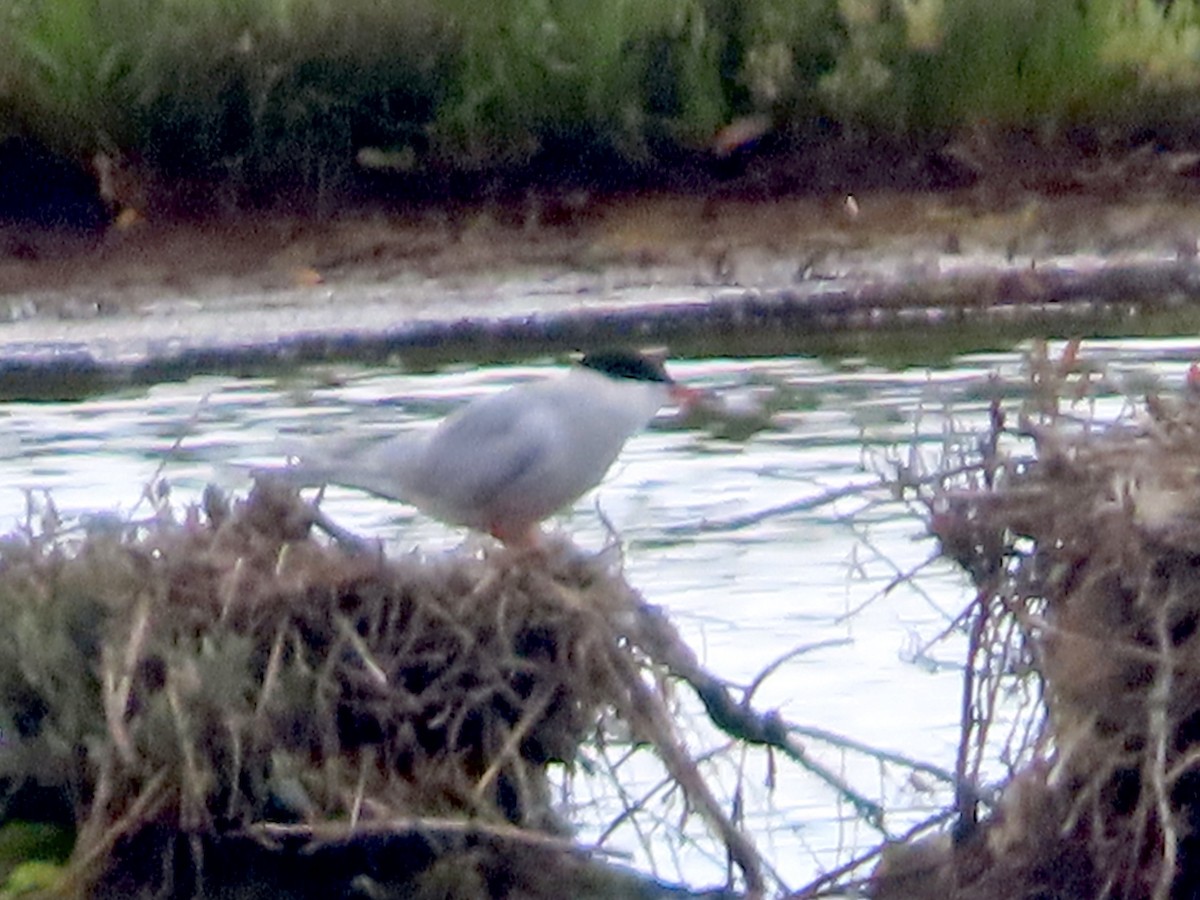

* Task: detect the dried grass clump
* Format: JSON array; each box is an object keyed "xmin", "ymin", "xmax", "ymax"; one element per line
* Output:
[
  {"xmin": 875, "ymin": 349, "xmax": 1200, "ymax": 900},
  {"xmin": 0, "ymin": 482, "xmax": 719, "ymax": 898}
]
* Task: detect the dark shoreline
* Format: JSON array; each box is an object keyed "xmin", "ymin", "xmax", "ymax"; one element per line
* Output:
[{"xmin": 4, "ymin": 254, "xmax": 1200, "ymax": 400}]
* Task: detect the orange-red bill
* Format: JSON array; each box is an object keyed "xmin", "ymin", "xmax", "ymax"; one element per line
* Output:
[{"xmin": 669, "ymin": 384, "xmax": 707, "ymax": 408}]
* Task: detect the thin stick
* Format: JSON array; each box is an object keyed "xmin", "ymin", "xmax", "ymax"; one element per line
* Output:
[
  {"xmin": 743, "ymin": 639, "xmax": 853, "ymax": 705},
  {"xmin": 69, "ymin": 768, "xmax": 172, "ymax": 888},
  {"xmin": 247, "ymin": 816, "xmax": 604, "ymax": 856},
  {"xmin": 473, "ymin": 686, "xmax": 555, "ymax": 802},
  {"xmin": 953, "ymin": 589, "xmax": 989, "ymax": 835},
  {"xmin": 1149, "ymin": 602, "xmax": 1178, "ymax": 900},
  {"xmin": 786, "ymin": 807, "xmax": 956, "ymax": 898}
]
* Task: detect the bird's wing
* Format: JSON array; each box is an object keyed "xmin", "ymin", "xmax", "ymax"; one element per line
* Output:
[
  {"xmin": 410, "ymin": 392, "xmax": 555, "ymax": 513},
  {"xmin": 252, "ymin": 386, "xmax": 563, "ymax": 528}
]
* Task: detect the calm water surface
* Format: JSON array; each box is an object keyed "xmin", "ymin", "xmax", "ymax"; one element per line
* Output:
[{"xmin": 0, "ymin": 339, "xmax": 1195, "ymax": 891}]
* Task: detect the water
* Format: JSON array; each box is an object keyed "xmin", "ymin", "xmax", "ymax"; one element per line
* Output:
[{"xmin": 2, "ymin": 340, "xmax": 1198, "ymax": 892}]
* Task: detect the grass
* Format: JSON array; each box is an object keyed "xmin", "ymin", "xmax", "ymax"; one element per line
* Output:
[
  {"xmin": 887, "ymin": 345, "xmax": 1200, "ymax": 898},
  {"xmin": 0, "ymin": 482, "xmax": 659, "ymax": 894},
  {"xmin": 0, "ymin": 479, "xmax": 823, "ymax": 896},
  {"xmin": 4, "ymin": 0, "xmax": 1200, "ymax": 207}
]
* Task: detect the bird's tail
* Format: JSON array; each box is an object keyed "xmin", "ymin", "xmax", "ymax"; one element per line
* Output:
[{"xmin": 249, "ymin": 435, "xmax": 418, "ymax": 504}]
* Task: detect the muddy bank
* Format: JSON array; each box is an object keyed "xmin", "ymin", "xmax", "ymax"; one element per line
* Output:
[{"xmin": 4, "ymin": 189, "xmax": 1200, "ymax": 396}]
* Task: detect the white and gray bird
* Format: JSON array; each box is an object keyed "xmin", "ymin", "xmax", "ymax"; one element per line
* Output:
[{"xmin": 258, "ymin": 352, "xmax": 699, "ymax": 546}]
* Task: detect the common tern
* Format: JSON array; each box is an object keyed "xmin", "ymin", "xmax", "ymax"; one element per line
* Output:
[{"xmin": 260, "ymin": 352, "xmax": 699, "ymax": 546}]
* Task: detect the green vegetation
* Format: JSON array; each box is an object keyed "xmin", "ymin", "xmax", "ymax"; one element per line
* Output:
[
  {"xmin": 0, "ymin": 482, "xmax": 673, "ymax": 895},
  {"xmin": 0, "ymin": 478, "xmax": 825, "ymax": 896},
  {"xmin": 4, "ymin": 0, "xmax": 1200, "ymax": 203}
]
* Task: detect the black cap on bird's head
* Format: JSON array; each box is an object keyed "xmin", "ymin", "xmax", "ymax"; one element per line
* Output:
[{"xmin": 578, "ymin": 351, "xmax": 673, "ymax": 384}]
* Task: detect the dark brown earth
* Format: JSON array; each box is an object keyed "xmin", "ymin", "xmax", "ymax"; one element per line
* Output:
[{"xmin": 6, "ymin": 132, "xmax": 1200, "ymax": 315}]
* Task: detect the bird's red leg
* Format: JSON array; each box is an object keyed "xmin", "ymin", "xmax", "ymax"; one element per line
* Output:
[{"xmin": 490, "ymin": 520, "xmax": 543, "ymax": 550}]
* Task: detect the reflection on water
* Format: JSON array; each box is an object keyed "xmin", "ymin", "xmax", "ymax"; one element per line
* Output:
[{"xmin": 1, "ymin": 340, "xmax": 1198, "ymax": 889}]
